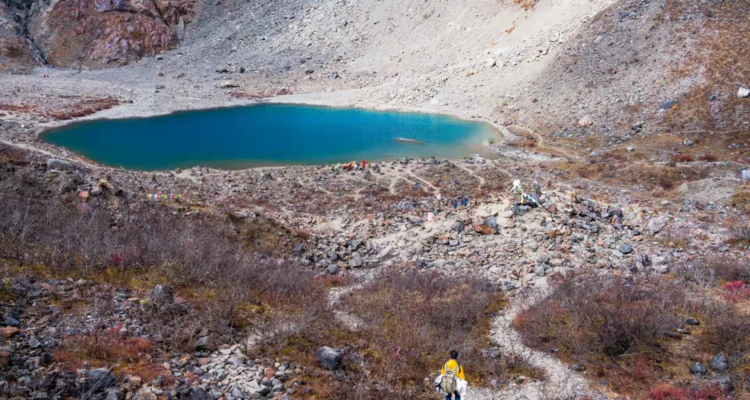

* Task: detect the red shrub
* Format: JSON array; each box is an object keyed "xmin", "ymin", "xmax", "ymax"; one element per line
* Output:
[
  {"xmin": 672, "ymin": 154, "xmax": 695, "ymax": 163},
  {"xmin": 722, "ymin": 280, "xmax": 750, "ymax": 302},
  {"xmin": 650, "ymin": 384, "xmax": 729, "ymax": 400},
  {"xmin": 698, "ymin": 153, "xmax": 718, "ymax": 162}
]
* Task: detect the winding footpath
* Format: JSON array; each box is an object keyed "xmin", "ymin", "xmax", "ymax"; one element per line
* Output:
[{"xmin": 471, "ymin": 282, "xmax": 591, "ymax": 400}]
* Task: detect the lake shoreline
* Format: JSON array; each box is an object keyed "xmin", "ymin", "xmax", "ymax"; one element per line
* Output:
[
  {"xmin": 39, "ymin": 102, "xmax": 503, "ymax": 171},
  {"xmin": 15, "ymin": 90, "xmax": 511, "ymax": 172}
]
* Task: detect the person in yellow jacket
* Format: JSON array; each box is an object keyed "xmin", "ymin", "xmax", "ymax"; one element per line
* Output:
[{"xmin": 440, "ymin": 350, "xmax": 465, "ymax": 400}]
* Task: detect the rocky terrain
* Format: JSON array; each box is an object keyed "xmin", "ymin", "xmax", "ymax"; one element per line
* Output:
[{"xmin": 1, "ymin": 0, "xmax": 749, "ymax": 399}]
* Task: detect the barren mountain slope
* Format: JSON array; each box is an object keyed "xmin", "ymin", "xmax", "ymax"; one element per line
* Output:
[{"xmin": 504, "ymin": 0, "xmax": 750, "ymax": 161}]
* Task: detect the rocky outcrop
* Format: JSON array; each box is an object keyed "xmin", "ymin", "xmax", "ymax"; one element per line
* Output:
[
  {"xmin": 26, "ymin": 0, "xmax": 193, "ymax": 68},
  {"xmin": 0, "ymin": 2, "xmax": 36, "ymax": 70}
]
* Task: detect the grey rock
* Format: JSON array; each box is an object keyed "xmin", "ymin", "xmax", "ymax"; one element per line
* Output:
[
  {"xmin": 195, "ymin": 335, "xmax": 216, "ymax": 351},
  {"xmin": 227, "ymin": 356, "xmax": 244, "ymax": 366},
  {"xmin": 4, "ymin": 315, "xmax": 20, "ymax": 327},
  {"xmin": 46, "ymin": 159, "xmax": 79, "ymax": 172},
  {"xmin": 132, "ymin": 388, "xmax": 157, "ymax": 400},
  {"xmin": 533, "ymin": 264, "xmax": 546, "ymax": 277},
  {"xmin": 689, "ymin": 362, "xmax": 708, "ymax": 375},
  {"xmin": 326, "ymin": 264, "xmax": 341, "ymax": 275},
  {"xmin": 151, "ymin": 284, "xmax": 173, "ymax": 305},
  {"xmin": 710, "ymin": 353, "xmax": 729, "ymax": 372},
  {"xmin": 486, "ymin": 216, "xmax": 499, "ymax": 231},
  {"xmin": 292, "ymin": 244, "xmax": 305, "ymax": 255},
  {"xmin": 104, "ymin": 387, "xmax": 124, "ymax": 400},
  {"xmin": 685, "ymin": 317, "xmax": 700, "ymax": 326},
  {"xmin": 647, "ymin": 216, "xmax": 667, "ymax": 235},
  {"xmin": 349, "ymin": 239, "xmax": 363, "ymax": 251},
  {"xmin": 190, "ymin": 388, "xmax": 212, "ymax": 400},
  {"xmin": 619, "ymin": 244, "xmax": 633, "ymax": 254},
  {"xmin": 716, "ymin": 376, "xmax": 733, "ymax": 393},
  {"xmin": 349, "ymin": 254, "xmax": 364, "ymax": 268},
  {"xmin": 86, "ymin": 369, "xmax": 116, "ymax": 393},
  {"xmin": 660, "ymin": 100, "xmax": 677, "ymax": 110},
  {"xmin": 315, "ymin": 346, "xmax": 342, "ymax": 370},
  {"xmin": 654, "ymin": 265, "xmax": 669, "ymax": 274}
]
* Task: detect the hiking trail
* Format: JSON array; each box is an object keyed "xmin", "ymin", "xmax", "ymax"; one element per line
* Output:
[{"xmin": 470, "ymin": 281, "xmax": 591, "ymax": 400}]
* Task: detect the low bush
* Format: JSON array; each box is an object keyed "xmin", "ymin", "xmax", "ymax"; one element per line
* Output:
[
  {"xmin": 55, "ymin": 325, "xmax": 162, "ymax": 379},
  {"xmin": 727, "ymin": 216, "xmax": 750, "ymax": 243},
  {"xmin": 650, "ymin": 384, "xmax": 730, "ymax": 400},
  {"xmin": 514, "ymin": 275, "xmax": 683, "ymax": 359},
  {"xmin": 693, "ymin": 302, "xmax": 750, "ymax": 369},
  {"xmin": 674, "ymin": 256, "xmax": 750, "ymax": 287},
  {"xmin": 0, "ymin": 162, "xmax": 328, "ymax": 342}
]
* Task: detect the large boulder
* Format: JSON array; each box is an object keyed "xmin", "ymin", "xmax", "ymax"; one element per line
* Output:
[{"xmin": 315, "ymin": 346, "xmax": 342, "ymax": 370}]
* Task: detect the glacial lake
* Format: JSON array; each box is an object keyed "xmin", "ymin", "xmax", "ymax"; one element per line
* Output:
[{"xmin": 42, "ymin": 104, "xmax": 498, "ymax": 170}]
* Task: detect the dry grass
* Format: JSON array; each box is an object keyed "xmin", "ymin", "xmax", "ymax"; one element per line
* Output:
[
  {"xmin": 730, "ymin": 191, "xmax": 750, "ymax": 214},
  {"xmin": 727, "ymin": 216, "xmax": 750, "ymax": 244},
  {"xmin": 567, "ymin": 161, "xmax": 709, "ymax": 191}
]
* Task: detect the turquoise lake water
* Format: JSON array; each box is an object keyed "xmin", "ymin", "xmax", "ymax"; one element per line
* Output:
[{"xmin": 42, "ymin": 103, "xmax": 497, "ymax": 171}]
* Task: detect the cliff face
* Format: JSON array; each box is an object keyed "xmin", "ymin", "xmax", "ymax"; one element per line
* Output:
[
  {"xmin": 0, "ymin": 1, "xmax": 36, "ymax": 71},
  {"xmin": 0, "ymin": 0, "xmax": 193, "ymax": 70},
  {"xmin": 28, "ymin": 0, "xmax": 193, "ymax": 68}
]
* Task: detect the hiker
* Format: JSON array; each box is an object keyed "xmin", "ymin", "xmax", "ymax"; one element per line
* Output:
[{"xmin": 437, "ymin": 350, "xmax": 466, "ymax": 400}]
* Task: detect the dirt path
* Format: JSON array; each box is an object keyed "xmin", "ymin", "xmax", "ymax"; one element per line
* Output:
[
  {"xmin": 471, "ymin": 282, "xmax": 591, "ymax": 400},
  {"xmin": 455, "ymin": 162, "xmax": 486, "ymax": 188},
  {"xmin": 405, "ymin": 170, "xmax": 441, "ymax": 196},
  {"xmin": 510, "ymin": 125, "xmax": 582, "ymax": 161}
]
